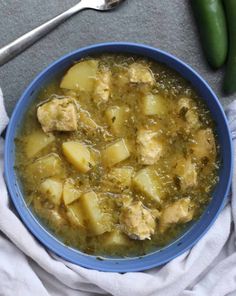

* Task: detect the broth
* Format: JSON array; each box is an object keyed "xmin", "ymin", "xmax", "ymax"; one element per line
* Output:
[{"xmin": 15, "ymin": 54, "xmax": 219, "ymax": 257}]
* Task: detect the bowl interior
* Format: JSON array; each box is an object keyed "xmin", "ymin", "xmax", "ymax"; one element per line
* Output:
[{"xmin": 4, "ymin": 42, "xmax": 233, "ymax": 272}]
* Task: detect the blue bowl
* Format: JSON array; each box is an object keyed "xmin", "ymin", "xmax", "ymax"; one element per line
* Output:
[{"xmin": 4, "ymin": 42, "xmax": 233, "ymax": 272}]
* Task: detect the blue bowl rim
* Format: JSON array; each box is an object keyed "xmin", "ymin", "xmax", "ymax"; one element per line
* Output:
[{"xmin": 4, "ymin": 42, "xmax": 233, "ymax": 272}]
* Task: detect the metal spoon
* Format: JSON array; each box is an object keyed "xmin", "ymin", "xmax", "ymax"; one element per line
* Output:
[{"xmin": 0, "ymin": 0, "xmax": 125, "ymax": 67}]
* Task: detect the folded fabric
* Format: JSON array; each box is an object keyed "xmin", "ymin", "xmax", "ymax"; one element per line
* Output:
[{"xmin": 0, "ymin": 88, "xmax": 236, "ymax": 296}]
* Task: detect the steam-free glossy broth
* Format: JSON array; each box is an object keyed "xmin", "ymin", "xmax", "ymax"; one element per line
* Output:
[{"xmin": 15, "ymin": 55, "xmax": 219, "ymax": 257}]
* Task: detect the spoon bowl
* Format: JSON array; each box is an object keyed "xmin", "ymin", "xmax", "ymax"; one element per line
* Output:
[{"xmin": 80, "ymin": 0, "xmax": 126, "ymax": 11}]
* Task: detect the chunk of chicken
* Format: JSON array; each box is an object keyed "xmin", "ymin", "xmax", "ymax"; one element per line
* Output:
[
  {"xmin": 174, "ymin": 158, "xmax": 197, "ymax": 190},
  {"xmin": 177, "ymin": 97, "xmax": 191, "ymax": 113},
  {"xmin": 33, "ymin": 198, "xmax": 66, "ymax": 228},
  {"xmin": 79, "ymin": 109, "xmax": 98, "ymax": 131},
  {"xmin": 93, "ymin": 69, "xmax": 111, "ymax": 103},
  {"xmin": 37, "ymin": 98, "xmax": 77, "ymax": 132},
  {"xmin": 119, "ymin": 201, "xmax": 155, "ymax": 240},
  {"xmin": 177, "ymin": 98, "xmax": 200, "ymax": 129},
  {"xmin": 129, "ymin": 63, "xmax": 155, "ymax": 85},
  {"xmin": 191, "ymin": 128, "xmax": 216, "ymax": 159},
  {"xmin": 159, "ymin": 198, "xmax": 194, "ymax": 232},
  {"xmin": 137, "ymin": 129, "xmax": 163, "ymax": 165},
  {"xmin": 185, "ymin": 109, "xmax": 200, "ymax": 129}
]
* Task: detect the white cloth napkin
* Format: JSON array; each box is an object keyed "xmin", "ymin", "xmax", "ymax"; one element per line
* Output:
[{"xmin": 1, "ymin": 89, "xmax": 236, "ymax": 296}]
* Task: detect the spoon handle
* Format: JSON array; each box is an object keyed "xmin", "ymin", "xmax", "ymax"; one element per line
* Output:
[{"xmin": 0, "ymin": 2, "xmax": 85, "ymax": 67}]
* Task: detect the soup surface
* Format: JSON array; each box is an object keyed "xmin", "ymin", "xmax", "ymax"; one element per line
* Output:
[{"xmin": 15, "ymin": 55, "xmax": 219, "ymax": 257}]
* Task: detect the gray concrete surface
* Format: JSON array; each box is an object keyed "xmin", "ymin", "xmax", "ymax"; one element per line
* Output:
[{"xmin": 0, "ymin": 0, "xmax": 234, "ymax": 116}]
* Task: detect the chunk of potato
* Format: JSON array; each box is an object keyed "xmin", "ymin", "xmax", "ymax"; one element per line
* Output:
[
  {"xmin": 108, "ymin": 167, "xmax": 134, "ymax": 189},
  {"xmin": 133, "ymin": 168, "xmax": 162, "ymax": 203},
  {"xmin": 129, "ymin": 63, "xmax": 155, "ymax": 85},
  {"xmin": 174, "ymin": 158, "xmax": 197, "ymax": 190},
  {"xmin": 60, "ymin": 60, "xmax": 98, "ymax": 92},
  {"xmin": 62, "ymin": 141, "xmax": 95, "ymax": 173},
  {"xmin": 24, "ymin": 130, "xmax": 55, "ymax": 158},
  {"xmin": 113, "ymin": 67, "xmax": 130, "ymax": 89},
  {"xmin": 29, "ymin": 153, "xmax": 63, "ymax": 180},
  {"xmin": 40, "ymin": 178, "xmax": 63, "ymax": 205},
  {"xmin": 102, "ymin": 139, "xmax": 130, "ymax": 167},
  {"xmin": 63, "ymin": 179, "xmax": 81, "ymax": 205},
  {"xmin": 191, "ymin": 128, "xmax": 216, "ymax": 159},
  {"xmin": 160, "ymin": 198, "xmax": 194, "ymax": 232},
  {"xmin": 103, "ymin": 167, "xmax": 134, "ymax": 192},
  {"xmin": 103, "ymin": 230, "xmax": 130, "ymax": 247},
  {"xmin": 105, "ymin": 105, "xmax": 130, "ymax": 135},
  {"xmin": 141, "ymin": 93, "xmax": 166, "ymax": 116},
  {"xmin": 93, "ymin": 69, "xmax": 111, "ymax": 103},
  {"xmin": 80, "ymin": 191, "xmax": 108, "ymax": 235},
  {"xmin": 67, "ymin": 201, "xmax": 84, "ymax": 227}
]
